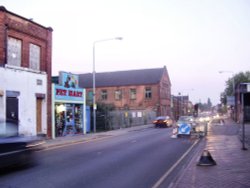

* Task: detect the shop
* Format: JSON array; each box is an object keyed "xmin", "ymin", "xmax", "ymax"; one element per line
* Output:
[{"xmin": 52, "ymin": 72, "xmax": 87, "ymax": 139}]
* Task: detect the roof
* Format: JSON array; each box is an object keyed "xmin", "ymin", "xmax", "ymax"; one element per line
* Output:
[{"xmin": 79, "ymin": 67, "xmax": 168, "ymax": 88}]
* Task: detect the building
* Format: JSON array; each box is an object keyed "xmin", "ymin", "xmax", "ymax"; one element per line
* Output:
[
  {"xmin": 172, "ymin": 95, "xmax": 192, "ymax": 120},
  {"xmin": 0, "ymin": 6, "xmax": 53, "ymax": 137},
  {"xmin": 51, "ymin": 72, "xmax": 88, "ymax": 139},
  {"xmin": 79, "ymin": 66, "xmax": 171, "ymax": 126}
]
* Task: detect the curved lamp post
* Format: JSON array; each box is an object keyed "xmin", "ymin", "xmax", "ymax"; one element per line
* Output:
[{"xmin": 93, "ymin": 37, "xmax": 122, "ymax": 132}]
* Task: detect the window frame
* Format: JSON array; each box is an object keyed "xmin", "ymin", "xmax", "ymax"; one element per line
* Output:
[
  {"xmin": 29, "ymin": 43, "xmax": 41, "ymax": 71},
  {"xmin": 145, "ymin": 87, "xmax": 152, "ymax": 99},
  {"xmin": 130, "ymin": 88, "xmax": 136, "ymax": 100},
  {"xmin": 101, "ymin": 90, "xmax": 108, "ymax": 100},
  {"xmin": 115, "ymin": 90, "xmax": 122, "ymax": 100},
  {"xmin": 7, "ymin": 37, "xmax": 22, "ymax": 67}
]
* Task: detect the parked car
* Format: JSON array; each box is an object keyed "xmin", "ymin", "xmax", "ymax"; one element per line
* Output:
[
  {"xmin": 153, "ymin": 116, "xmax": 174, "ymax": 128},
  {"xmin": 0, "ymin": 122, "xmax": 45, "ymax": 169}
]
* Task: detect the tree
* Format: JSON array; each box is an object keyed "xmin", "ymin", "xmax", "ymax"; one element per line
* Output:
[{"xmin": 220, "ymin": 71, "xmax": 250, "ymax": 104}]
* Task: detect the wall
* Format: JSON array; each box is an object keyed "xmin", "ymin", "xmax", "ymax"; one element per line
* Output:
[
  {"xmin": 92, "ymin": 84, "xmax": 160, "ymax": 110},
  {"xmin": 0, "ymin": 67, "xmax": 47, "ymax": 135},
  {"xmin": 0, "ymin": 6, "xmax": 53, "ymax": 137}
]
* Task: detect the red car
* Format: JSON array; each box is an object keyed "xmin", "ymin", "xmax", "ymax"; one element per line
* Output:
[{"xmin": 153, "ymin": 116, "xmax": 174, "ymax": 128}]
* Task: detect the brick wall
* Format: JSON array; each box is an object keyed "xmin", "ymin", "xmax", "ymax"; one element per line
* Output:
[{"xmin": 0, "ymin": 6, "xmax": 53, "ymax": 137}]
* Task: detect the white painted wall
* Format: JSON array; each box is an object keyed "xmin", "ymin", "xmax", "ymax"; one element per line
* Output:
[{"xmin": 0, "ymin": 67, "xmax": 47, "ymax": 136}]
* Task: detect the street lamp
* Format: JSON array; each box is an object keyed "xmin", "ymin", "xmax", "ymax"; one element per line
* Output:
[
  {"xmin": 219, "ymin": 70, "xmax": 235, "ymax": 120},
  {"xmin": 93, "ymin": 37, "xmax": 122, "ymax": 133}
]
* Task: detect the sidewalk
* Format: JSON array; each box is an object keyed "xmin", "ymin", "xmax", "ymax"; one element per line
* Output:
[
  {"xmin": 170, "ymin": 119, "xmax": 250, "ymax": 188},
  {"xmin": 44, "ymin": 124, "xmax": 154, "ymax": 149}
]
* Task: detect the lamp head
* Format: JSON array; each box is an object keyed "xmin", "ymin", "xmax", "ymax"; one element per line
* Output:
[{"xmin": 115, "ymin": 37, "xmax": 123, "ymax": 40}]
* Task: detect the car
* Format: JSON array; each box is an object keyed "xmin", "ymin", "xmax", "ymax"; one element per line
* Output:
[
  {"xmin": 153, "ymin": 116, "xmax": 174, "ymax": 128},
  {"xmin": 177, "ymin": 116, "xmax": 195, "ymax": 126},
  {"xmin": 0, "ymin": 122, "xmax": 45, "ymax": 169}
]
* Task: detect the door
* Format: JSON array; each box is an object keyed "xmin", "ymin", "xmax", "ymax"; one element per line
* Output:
[
  {"xmin": 6, "ymin": 97, "xmax": 19, "ymax": 135},
  {"xmin": 63, "ymin": 105, "xmax": 76, "ymax": 135},
  {"xmin": 36, "ymin": 99, "xmax": 42, "ymax": 133}
]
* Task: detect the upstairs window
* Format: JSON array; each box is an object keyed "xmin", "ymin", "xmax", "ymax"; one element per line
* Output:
[
  {"xmin": 7, "ymin": 37, "xmax": 22, "ymax": 67},
  {"xmin": 145, "ymin": 87, "xmax": 152, "ymax": 99},
  {"xmin": 115, "ymin": 90, "xmax": 122, "ymax": 100},
  {"xmin": 130, "ymin": 89, "xmax": 136, "ymax": 100},
  {"xmin": 29, "ymin": 44, "xmax": 41, "ymax": 70},
  {"xmin": 101, "ymin": 90, "xmax": 108, "ymax": 100}
]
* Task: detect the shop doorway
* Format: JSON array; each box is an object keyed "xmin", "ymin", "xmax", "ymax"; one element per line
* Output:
[
  {"xmin": 6, "ymin": 97, "xmax": 19, "ymax": 135},
  {"xmin": 63, "ymin": 106, "xmax": 76, "ymax": 135},
  {"xmin": 55, "ymin": 103, "xmax": 83, "ymax": 136}
]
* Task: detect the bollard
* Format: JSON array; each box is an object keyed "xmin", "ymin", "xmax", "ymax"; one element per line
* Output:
[{"xmin": 197, "ymin": 150, "xmax": 216, "ymax": 166}]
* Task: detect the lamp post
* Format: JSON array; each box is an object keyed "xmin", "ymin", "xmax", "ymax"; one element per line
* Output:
[
  {"xmin": 92, "ymin": 37, "xmax": 122, "ymax": 133},
  {"xmin": 219, "ymin": 71, "xmax": 235, "ymax": 120}
]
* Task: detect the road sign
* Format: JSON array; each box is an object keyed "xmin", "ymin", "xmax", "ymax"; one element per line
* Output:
[{"xmin": 178, "ymin": 123, "xmax": 191, "ymax": 135}]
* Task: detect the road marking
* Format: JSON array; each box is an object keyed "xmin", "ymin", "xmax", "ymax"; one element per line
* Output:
[
  {"xmin": 39, "ymin": 135, "xmax": 113, "ymax": 151},
  {"xmin": 152, "ymin": 139, "xmax": 199, "ymax": 188}
]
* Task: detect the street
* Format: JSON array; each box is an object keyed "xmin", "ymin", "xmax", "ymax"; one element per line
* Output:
[{"xmin": 0, "ymin": 127, "xmax": 198, "ymax": 188}]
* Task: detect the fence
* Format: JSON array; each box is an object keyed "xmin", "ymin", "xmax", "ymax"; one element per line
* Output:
[{"xmin": 96, "ymin": 109, "xmax": 156, "ymax": 131}]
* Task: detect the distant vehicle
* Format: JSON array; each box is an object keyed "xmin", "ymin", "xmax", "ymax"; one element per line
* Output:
[
  {"xmin": 153, "ymin": 116, "xmax": 174, "ymax": 128},
  {"xmin": 0, "ymin": 122, "xmax": 45, "ymax": 169},
  {"xmin": 177, "ymin": 116, "xmax": 195, "ymax": 126}
]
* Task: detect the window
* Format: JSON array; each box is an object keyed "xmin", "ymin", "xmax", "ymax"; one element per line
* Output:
[
  {"xmin": 87, "ymin": 91, "xmax": 93, "ymax": 101},
  {"xmin": 130, "ymin": 89, "xmax": 136, "ymax": 100},
  {"xmin": 115, "ymin": 90, "xmax": 122, "ymax": 100},
  {"xmin": 145, "ymin": 87, "xmax": 152, "ymax": 99},
  {"xmin": 7, "ymin": 37, "xmax": 22, "ymax": 67},
  {"xmin": 101, "ymin": 90, "xmax": 108, "ymax": 100},
  {"xmin": 29, "ymin": 43, "xmax": 41, "ymax": 70}
]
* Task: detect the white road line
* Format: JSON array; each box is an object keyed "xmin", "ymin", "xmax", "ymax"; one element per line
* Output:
[{"xmin": 152, "ymin": 139, "xmax": 199, "ymax": 188}]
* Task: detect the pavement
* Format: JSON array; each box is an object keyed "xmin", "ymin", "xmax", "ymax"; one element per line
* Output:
[{"xmin": 170, "ymin": 119, "xmax": 250, "ymax": 188}]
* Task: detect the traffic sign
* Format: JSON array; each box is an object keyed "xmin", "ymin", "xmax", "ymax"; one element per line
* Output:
[{"xmin": 178, "ymin": 123, "xmax": 191, "ymax": 135}]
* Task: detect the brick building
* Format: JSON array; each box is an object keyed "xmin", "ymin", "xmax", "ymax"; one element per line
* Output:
[
  {"xmin": 79, "ymin": 66, "xmax": 171, "ymax": 117},
  {"xmin": 0, "ymin": 6, "xmax": 53, "ymax": 137},
  {"xmin": 172, "ymin": 95, "xmax": 193, "ymax": 120}
]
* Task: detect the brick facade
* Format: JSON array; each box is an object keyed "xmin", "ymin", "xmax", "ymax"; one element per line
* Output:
[
  {"xmin": 0, "ymin": 6, "xmax": 53, "ymax": 137},
  {"xmin": 81, "ymin": 67, "xmax": 172, "ymax": 117}
]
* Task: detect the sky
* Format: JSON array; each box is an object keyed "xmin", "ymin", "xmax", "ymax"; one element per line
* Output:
[{"xmin": 2, "ymin": 0, "xmax": 250, "ymax": 105}]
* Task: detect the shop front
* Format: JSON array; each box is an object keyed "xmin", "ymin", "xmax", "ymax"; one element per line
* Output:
[{"xmin": 52, "ymin": 72, "xmax": 86, "ymax": 139}]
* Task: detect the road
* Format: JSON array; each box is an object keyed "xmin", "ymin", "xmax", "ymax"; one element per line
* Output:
[{"xmin": 0, "ymin": 127, "xmax": 198, "ymax": 188}]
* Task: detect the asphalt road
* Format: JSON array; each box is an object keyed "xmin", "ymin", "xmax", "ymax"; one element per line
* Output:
[{"xmin": 0, "ymin": 127, "xmax": 197, "ymax": 188}]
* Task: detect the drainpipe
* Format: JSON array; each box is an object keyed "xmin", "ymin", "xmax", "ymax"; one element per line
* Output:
[{"xmin": 4, "ymin": 24, "xmax": 8, "ymax": 65}]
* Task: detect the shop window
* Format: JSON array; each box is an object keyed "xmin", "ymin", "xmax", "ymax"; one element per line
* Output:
[
  {"xmin": 101, "ymin": 90, "xmax": 108, "ymax": 100},
  {"xmin": 115, "ymin": 90, "xmax": 122, "ymax": 100},
  {"xmin": 87, "ymin": 91, "xmax": 93, "ymax": 101},
  {"xmin": 29, "ymin": 43, "xmax": 41, "ymax": 70},
  {"xmin": 7, "ymin": 37, "xmax": 22, "ymax": 67},
  {"xmin": 130, "ymin": 89, "xmax": 136, "ymax": 100},
  {"xmin": 145, "ymin": 87, "xmax": 152, "ymax": 99}
]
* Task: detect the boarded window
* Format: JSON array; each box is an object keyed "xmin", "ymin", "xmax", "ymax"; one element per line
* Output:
[
  {"xmin": 29, "ymin": 44, "xmax": 41, "ymax": 70},
  {"xmin": 7, "ymin": 37, "xmax": 22, "ymax": 67}
]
